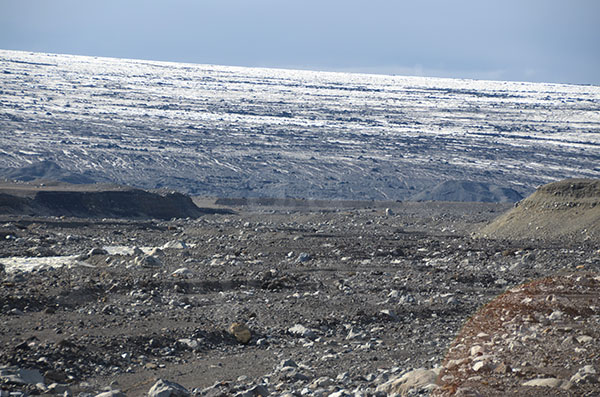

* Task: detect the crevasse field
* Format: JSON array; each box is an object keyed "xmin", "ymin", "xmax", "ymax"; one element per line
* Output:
[{"xmin": 1, "ymin": 49, "xmax": 599, "ymax": 200}]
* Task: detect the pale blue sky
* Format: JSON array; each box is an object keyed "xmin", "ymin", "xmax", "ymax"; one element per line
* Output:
[{"xmin": 1, "ymin": 0, "xmax": 599, "ymax": 84}]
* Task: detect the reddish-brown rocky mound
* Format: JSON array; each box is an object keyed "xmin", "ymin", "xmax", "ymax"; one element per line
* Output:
[{"xmin": 435, "ymin": 272, "xmax": 600, "ymax": 396}]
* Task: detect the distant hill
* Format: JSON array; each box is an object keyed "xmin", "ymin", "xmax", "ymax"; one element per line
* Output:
[
  {"xmin": 0, "ymin": 182, "xmax": 232, "ymax": 219},
  {"xmin": 409, "ymin": 180, "xmax": 524, "ymax": 203},
  {"xmin": 478, "ymin": 178, "xmax": 600, "ymax": 242}
]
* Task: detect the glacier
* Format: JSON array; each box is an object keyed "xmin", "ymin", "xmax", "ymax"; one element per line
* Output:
[{"xmin": 0, "ymin": 49, "xmax": 599, "ymax": 200}]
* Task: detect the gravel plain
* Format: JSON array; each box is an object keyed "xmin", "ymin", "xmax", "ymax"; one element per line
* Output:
[{"xmin": 1, "ymin": 195, "xmax": 598, "ymax": 396}]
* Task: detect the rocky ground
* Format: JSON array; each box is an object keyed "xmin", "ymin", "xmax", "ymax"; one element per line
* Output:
[{"xmin": 1, "ymin": 199, "xmax": 599, "ymax": 396}]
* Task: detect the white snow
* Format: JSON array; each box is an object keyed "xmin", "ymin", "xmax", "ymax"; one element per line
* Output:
[{"xmin": 0, "ymin": 255, "xmax": 86, "ymax": 273}]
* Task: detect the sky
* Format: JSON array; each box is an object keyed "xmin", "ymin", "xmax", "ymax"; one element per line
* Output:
[{"xmin": 1, "ymin": 0, "xmax": 599, "ymax": 85}]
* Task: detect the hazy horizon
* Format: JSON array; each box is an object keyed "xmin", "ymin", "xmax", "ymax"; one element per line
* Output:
[{"xmin": 1, "ymin": 0, "xmax": 599, "ymax": 85}]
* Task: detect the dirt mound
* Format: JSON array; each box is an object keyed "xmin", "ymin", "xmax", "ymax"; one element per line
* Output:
[
  {"xmin": 435, "ymin": 272, "xmax": 600, "ymax": 396},
  {"xmin": 0, "ymin": 183, "xmax": 231, "ymax": 219},
  {"xmin": 410, "ymin": 180, "xmax": 523, "ymax": 203},
  {"xmin": 479, "ymin": 179, "xmax": 600, "ymax": 242},
  {"xmin": 34, "ymin": 190, "xmax": 207, "ymax": 219}
]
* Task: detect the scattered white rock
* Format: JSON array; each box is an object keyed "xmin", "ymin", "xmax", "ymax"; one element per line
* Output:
[
  {"xmin": 148, "ymin": 379, "xmax": 190, "ymax": 397},
  {"xmin": 162, "ymin": 240, "xmax": 187, "ymax": 249},
  {"xmin": 88, "ymin": 247, "xmax": 108, "ymax": 256},
  {"xmin": 149, "ymin": 247, "xmax": 164, "ymax": 257},
  {"xmin": 469, "ymin": 345, "xmax": 485, "ymax": 357},
  {"xmin": 177, "ymin": 338, "xmax": 199, "ymax": 349},
  {"xmin": 380, "ymin": 309, "xmax": 399, "ymax": 320},
  {"xmin": 309, "ymin": 377, "xmax": 334, "ymax": 389},
  {"xmin": 288, "ymin": 324, "xmax": 317, "ymax": 340},
  {"xmin": 570, "ymin": 365, "xmax": 597, "ymax": 384},
  {"xmin": 376, "ymin": 368, "xmax": 439, "ymax": 395},
  {"xmin": 522, "ymin": 378, "xmax": 563, "ymax": 388},
  {"xmin": 172, "ymin": 268, "xmax": 193, "ymax": 278},
  {"xmin": 95, "ymin": 390, "xmax": 126, "ymax": 397},
  {"xmin": 576, "ymin": 335, "xmax": 593, "ymax": 344},
  {"xmin": 296, "ymin": 252, "xmax": 311, "ymax": 263},
  {"xmin": 346, "ymin": 328, "xmax": 366, "ymax": 340},
  {"xmin": 548, "ymin": 310, "xmax": 564, "ymax": 321},
  {"xmin": 134, "ymin": 255, "xmax": 162, "ymax": 268}
]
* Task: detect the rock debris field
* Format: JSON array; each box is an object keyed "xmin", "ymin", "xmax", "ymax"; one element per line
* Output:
[{"xmin": 1, "ymin": 180, "xmax": 599, "ymax": 396}]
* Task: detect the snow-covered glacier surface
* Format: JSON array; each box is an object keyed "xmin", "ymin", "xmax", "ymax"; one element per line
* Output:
[{"xmin": 1, "ymin": 49, "xmax": 599, "ymax": 200}]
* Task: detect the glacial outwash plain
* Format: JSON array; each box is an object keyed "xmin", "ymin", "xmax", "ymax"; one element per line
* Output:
[{"xmin": 0, "ymin": 50, "xmax": 600, "ymax": 396}]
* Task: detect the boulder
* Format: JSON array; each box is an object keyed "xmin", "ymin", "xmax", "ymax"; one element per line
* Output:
[
  {"xmin": 376, "ymin": 368, "xmax": 439, "ymax": 395},
  {"xmin": 522, "ymin": 378, "xmax": 563, "ymax": 388},
  {"xmin": 0, "ymin": 366, "xmax": 44, "ymax": 385},
  {"xmin": 148, "ymin": 379, "xmax": 190, "ymax": 397},
  {"xmin": 229, "ymin": 322, "xmax": 252, "ymax": 344}
]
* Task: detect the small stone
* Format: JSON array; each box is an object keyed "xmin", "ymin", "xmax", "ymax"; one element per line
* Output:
[
  {"xmin": 296, "ymin": 252, "xmax": 311, "ymax": 263},
  {"xmin": 95, "ymin": 391, "xmax": 126, "ymax": 397},
  {"xmin": 329, "ymin": 391, "xmax": 351, "ymax": 397},
  {"xmin": 177, "ymin": 338, "xmax": 199, "ymax": 349},
  {"xmin": 494, "ymin": 362, "xmax": 511, "ymax": 374},
  {"xmin": 171, "ymin": 268, "xmax": 193, "ymax": 278},
  {"xmin": 229, "ymin": 322, "xmax": 252, "ymax": 344},
  {"xmin": 444, "ymin": 358, "xmax": 468, "ymax": 370},
  {"xmin": 134, "ymin": 255, "xmax": 162, "ymax": 268},
  {"xmin": 548, "ymin": 310, "xmax": 564, "ymax": 321},
  {"xmin": 309, "ymin": 377, "xmax": 334, "ymax": 390},
  {"xmin": 561, "ymin": 336, "xmax": 576, "ymax": 346},
  {"xmin": 576, "ymin": 335, "xmax": 593, "ymax": 344},
  {"xmin": 44, "ymin": 370, "xmax": 68, "ymax": 383},
  {"xmin": 245, "ymin": 385, "xmax": 269, "ymax": 397},
  {"xmin": 469, "ymin": 345, "xmax": 485, "ymax": 357},
  {"xmin": 522, "ymin": 378, "xmax": 563, "ymax": 387},
  {"xmin": 376, "ymin": 368, "xmax": 439, "ymax": 395},
  {"xmin": 288, "ymin": 324, "xmax": 317, "ymax": 340},
  {"xmin": 346, "ymin": 328, "xmax": 366, "ymax": 340},
  {"xmin": 570, "ymin": 365, "xmax": 598, "ymax": 384},
  {"xmin": 292, "ymin": 372, "xmax": 310, "ymax": 381},
  {"xmin": 279, "ymin": 359, "xmax": 298, "ymax": 369},
  {"xmin": 454, "ymin": 387, "xmax": 483, "ymax": 397},
  {"xmin": 148, "ymin": 379, "xmax": 190, "ymax": 397},
  {"xmin": 88, "ymin": 247, "xmax": 108, "ymax": 256},
  {"xmin": 472, "ymin": 362, "xmax": 487, "ymax": 372},
  {"xmin": 47, "ymin": 383, "xmax": 70, "ymax": 394},
  {"xmin": 162, "ymin": 240, "xmax": 188, "ymax": 249},
  {"xmin": 379, "ymin": 309, "xmax": 399, "ymax": 320}
]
